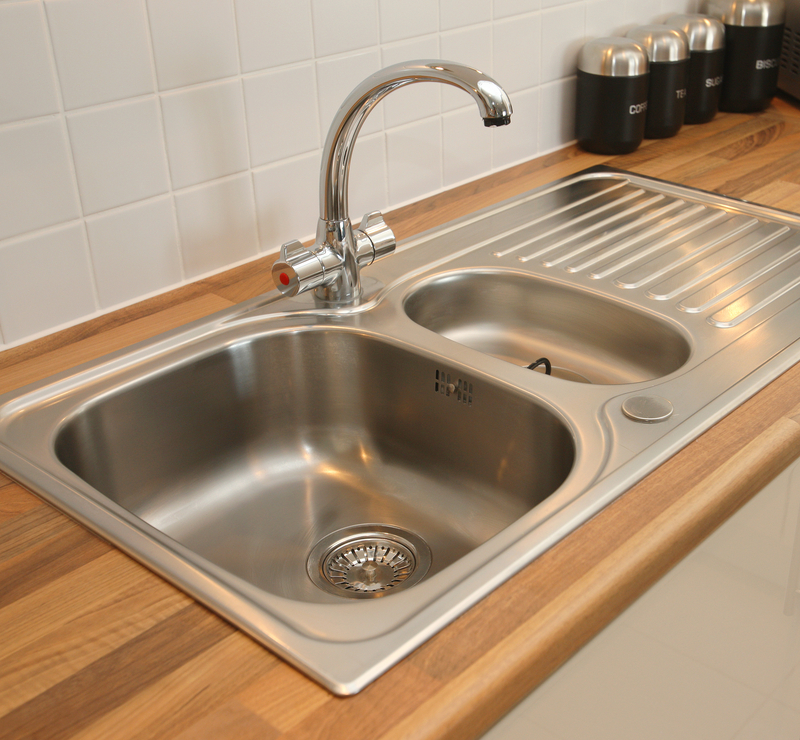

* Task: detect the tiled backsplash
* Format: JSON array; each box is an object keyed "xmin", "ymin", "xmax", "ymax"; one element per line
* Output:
[{"xmin": 0, "ymin": 0, "xmax": 696, "ymax": 348}]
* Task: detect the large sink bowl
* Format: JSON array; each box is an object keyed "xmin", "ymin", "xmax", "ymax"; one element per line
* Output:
[
  {"xmin": 3, "ymin": 166, "xmax": 800, "ymax": 694},
  {"xmin": 404, "ymin": 270, "xmax": 692, "ymax": 384},
  {"xmin": 55, "ymin": 328, "xmax": 574, "ymax": 604}
]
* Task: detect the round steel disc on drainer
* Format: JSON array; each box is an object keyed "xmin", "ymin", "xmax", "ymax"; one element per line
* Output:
[{"xmin": 307, "ymin": 524, "xmax": 431, "ymax": 599}]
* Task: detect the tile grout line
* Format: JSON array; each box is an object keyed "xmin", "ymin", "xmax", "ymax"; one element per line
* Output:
[{"xmin": 39, "ymin": 0, "xmax": 102, "ymax": 314}]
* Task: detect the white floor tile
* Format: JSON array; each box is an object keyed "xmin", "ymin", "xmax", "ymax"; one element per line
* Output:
[
  {"xmin": 509, "ymin": 625, "xmax": 764, "ymax": 740},
  {"xmin": 733, "ymin": 700, "xmax": 800, "ymax": 740},
  {"xmin": 774, "ymin": 659, "xmax": 800, "ymax": 713}
]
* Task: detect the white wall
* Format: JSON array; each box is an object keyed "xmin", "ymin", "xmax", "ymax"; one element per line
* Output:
[{"xmin": 0, "ymin": 0, "xmax": 697, "ymax": 348}]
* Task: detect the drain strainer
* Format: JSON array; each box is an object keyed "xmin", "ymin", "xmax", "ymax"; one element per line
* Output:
[{"xmin": 307, "ymin": 524, "xmax": 432, "ymax": 599}]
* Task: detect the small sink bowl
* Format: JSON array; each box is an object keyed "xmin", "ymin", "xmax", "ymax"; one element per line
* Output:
[
  {"xmin": 54, "ymin": 328, "xmax": 574, "ymax": 603},
  {"xmin": 404, "ymin": 270, "xmax": 692, "ymax": 384}
]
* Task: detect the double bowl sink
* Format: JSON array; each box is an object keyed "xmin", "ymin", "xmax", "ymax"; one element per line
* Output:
[{"xmin": 3, "ymin": 166, "xmax": 800, "ymax": 693}]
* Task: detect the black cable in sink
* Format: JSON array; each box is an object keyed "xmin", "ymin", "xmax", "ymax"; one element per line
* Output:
[{"xmin": 526, "ymin": 357, "xmax": 552, "ymax": 375}]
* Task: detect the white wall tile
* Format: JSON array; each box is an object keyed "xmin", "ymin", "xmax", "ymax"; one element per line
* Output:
[
  {"xmin": 0, "ymin": 118, "xmax": 80, "ymax": 241},
  {"xmin": 386, "ymin": 117, "xmax": 442, "ymax": 205},
  {"xmin": 67, "ymin": 97, "xmax": 170, "ymax": 215},
  {"xmin": 147, "ymin": 0, "xmax": 239, "ymax": 91},
  {"xmin": 440, "ymin": 26, "xmax": 494, "ymax": 112},
  {"xmin": 244, "ymin": 65, "xmax": 320, "ymax": 168},
  {"xmin": 311, "ymin": 0, "xmax": 378, "ymax": 58},
  {"xmin": 0, "ymin": 223, "xmax": 96, "ymax": 342},
  {"xmin": 493, "ymin": 14, "xmax": 541, "ymax": 93},
  {"xmin": 234, "ymin": 0, "xmax": 313, "ymax": 73},
  {"xmin": 316, "ymin": 49, "xmax": 383, "ymax": 137},
  {"xmin": 0, "ymin": 1, "xmax": 59, "ymax": 124},
  {"xmin": 440, "ymin": 0, "xmax": 492, "ymax": 30},
  {"xmin": 253, "ymin": 153, "xmax": 318, "ymax": 250},
  {"xmin": 492, "ymin": 86, "xmax": 539, "ymax": 168},
  {"xmin": 381, "ymin": 38, "xmax": 441, "ymax": 128},
  {"xmin": 348, "ymin": 132, "xmax": 388, "ymax": 220},
  {"xmin": 379, "ymin": 0, "xmax": 438, "ymax": 43},
  {"xmin": 541, "ymin": 5, "xmax": 585, "ymax": 84},
  {"xmin": 442, "ymin": 108, "xmax": 493, "ymax": 186},
  {"xmin": 161, "ymin": 80, "xmax": 249, "ymax": 190},
  {"xmin": 586, "ymin": 0, "xmax": 632, "ymax": 37},
  {"xmin": 85, "ymin": 197, "xmax": 182, "ymax": 307},
  {"xmin": 174, "ymin": 174, "xmax": 259, "ymax": 277},
  {"xmin": 539, "ymin": 77, "xmax": 576, "ymax": 151},
  {"xmin": 494, "ymin": 0, "xmax": 542, "ymax": 17},
  {"xmin": 0, "ymin": 0, "xmax": 701, "ymax": 347},
  {"xmin": 44, "ymin": 0, "xmax": 153, "ymax": 110},
  {"xmin": 626, "ymin": 0, "xmax": 665, "ymax": 24}
]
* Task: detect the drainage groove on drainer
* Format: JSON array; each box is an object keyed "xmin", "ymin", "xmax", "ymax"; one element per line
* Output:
[{"xmin": 307, "ymin": 524, "xmax": 432, "ymax": 599}]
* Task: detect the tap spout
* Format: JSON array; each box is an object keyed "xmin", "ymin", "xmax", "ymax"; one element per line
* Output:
[
  {"xmin": 320, "ymin": 60, "xmax": 513, "ymax": 223},
  {"xmin": 273, "ymin": 60, "xmax": 512, "ymax": 305}
]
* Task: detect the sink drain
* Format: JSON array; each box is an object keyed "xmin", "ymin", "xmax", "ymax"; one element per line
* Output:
[{"xmin": 307, "ymin": 525, "xmax": 431, "ymax": 599}]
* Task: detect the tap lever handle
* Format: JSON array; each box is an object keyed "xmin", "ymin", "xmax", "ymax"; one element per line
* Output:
[
  {"xmin": 355, "ymin": 211, "xmax": 396, "ymax": 267},
  {"xmin": 272, "ymin": 239, "xmax": 327, "ymax": 297},
  {"xmin": 279, "ymin": 239, "xmax": 307, "ymax": 263}
]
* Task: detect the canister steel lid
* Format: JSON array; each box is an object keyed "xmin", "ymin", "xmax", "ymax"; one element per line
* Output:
[
  {"xmin": 577, "ymin": 37, "xmax": 649, "ymax": 77},
  {"xmin": 666, "ymin": 14, "xmax": 725, "ymax": 51},
  {"xmin": 626, "ymin": 25, "xmax": 690, "ymax": 62},
  {"xmin": 665, "ymin": 14, "xmax": 726, "ymax": 50},
  {"xmin": 703, "ymin": 0, "xmax": 785, "ymax": 26}
]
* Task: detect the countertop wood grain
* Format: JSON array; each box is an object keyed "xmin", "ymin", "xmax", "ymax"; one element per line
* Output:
[{"xmin": 3, "ymin": 97, "xmax": 800, "ymax": 740}]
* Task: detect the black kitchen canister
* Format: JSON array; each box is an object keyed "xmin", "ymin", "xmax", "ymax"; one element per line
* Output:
[
  {"xmin": 576, "ymin": 37, "xmax": 649, "ymax": 154},
  {"xmin": 704, "ymin": 0, "xmax": 786, "ymax": 111},
  {"xmin": 627, "ymin": 25, "xmax": 691, "ymax": 138},
  {"xmin": 665, "ymin": 15, "xmax": 726, "ymax": 123}
]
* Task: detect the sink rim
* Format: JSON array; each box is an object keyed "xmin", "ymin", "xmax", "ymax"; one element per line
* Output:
[
  {"xmin": 3, "ymin": 165, "xmax": 800, "ymax": 694},
  {"xmin": 0, "ymin": 317, "xmax": 608, "ymax": 693}
]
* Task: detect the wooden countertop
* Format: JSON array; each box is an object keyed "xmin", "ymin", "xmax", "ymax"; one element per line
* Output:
[{"xmin": 4, "ymin": 97, "xmax": 800, "ymax": 739}]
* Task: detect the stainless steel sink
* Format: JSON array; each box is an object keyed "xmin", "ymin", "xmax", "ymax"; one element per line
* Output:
[
  {"xmin": 54, "ymin": 328, "xmax": 574, "ymax": 603},
  {"xmin": 3, "ymin": 166, "xmax": 800, "ymax": 694},
  {"xmin": 404, "ymin": 270, "xmax": 691, "ymax": 384}
]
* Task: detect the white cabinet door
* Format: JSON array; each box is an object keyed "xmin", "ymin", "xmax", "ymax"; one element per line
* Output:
[{"xmin": 483, "ymin": 459, "xmax": 800, "ymax": 740}]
